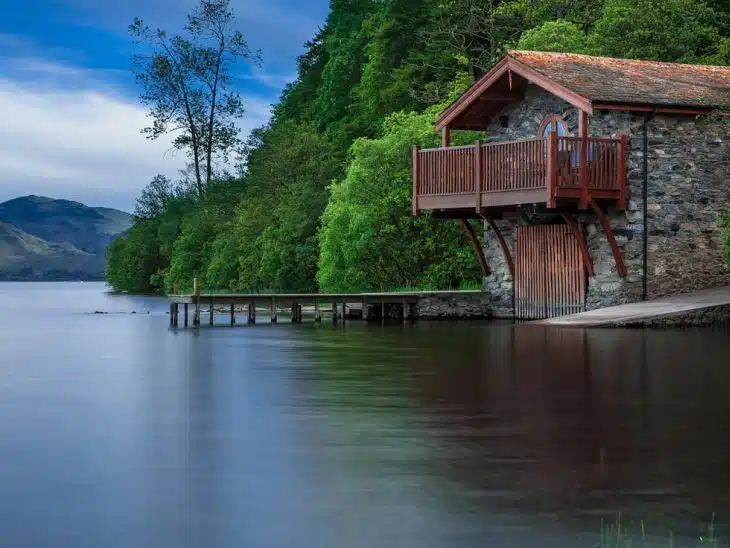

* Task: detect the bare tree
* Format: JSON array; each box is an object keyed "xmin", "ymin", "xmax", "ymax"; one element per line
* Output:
[{"xmin": 130, "ymin": 0, "xmax": 262, "ymax": 197}]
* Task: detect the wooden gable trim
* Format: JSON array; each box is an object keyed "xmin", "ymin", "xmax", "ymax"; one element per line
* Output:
[
  {"xmin": 435, "ymin": 55, "xmax": 593, "ymax": 132},
  {"xmin": 435, "ymin": 57, "xmax": 511, "ymax": 132}
]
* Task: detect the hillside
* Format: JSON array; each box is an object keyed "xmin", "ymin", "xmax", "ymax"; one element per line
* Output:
[{"xmin": 0, "ymin": 196, "xmax": 132, "ymax": 281}]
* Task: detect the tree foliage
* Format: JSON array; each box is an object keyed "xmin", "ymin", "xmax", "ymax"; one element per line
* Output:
[
  {"xmin": 107, "ymin": 0, "xmax": 730, "ymax": 294},
  {"xmin": 318, "ymin": 104, "xmax": 481, "ymax": 292},
  {"xmin": 517, "ymin": 20, "xmax": 590, "ymax": 53}
]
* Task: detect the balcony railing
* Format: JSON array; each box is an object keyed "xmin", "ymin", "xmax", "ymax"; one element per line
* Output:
[{"xmin": 412, "ymin": 133, "xmax": 628, "ymax": 214}]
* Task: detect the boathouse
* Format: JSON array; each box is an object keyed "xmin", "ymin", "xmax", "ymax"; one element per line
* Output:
[{"xmin": 412, "ymin": 51, "xmax": 730, "ymax": 320}]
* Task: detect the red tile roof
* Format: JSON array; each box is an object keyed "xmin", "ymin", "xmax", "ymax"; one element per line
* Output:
[{"xmin": 508, "ymin": 50, "xmax": 730, "ymax": 109}]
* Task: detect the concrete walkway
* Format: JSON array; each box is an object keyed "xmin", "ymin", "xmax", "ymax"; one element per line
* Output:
[{"xmin": 532, "ymin": 286, "xmax": 730, "ymax": 327}]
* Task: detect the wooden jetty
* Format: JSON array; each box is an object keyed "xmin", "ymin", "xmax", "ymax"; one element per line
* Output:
[
  {"xmin": 531, "ymin": 286, "xmax": 730, "ymax": 327},
  {"xmin": 166, "ymin": 280, "xmax": 483, "ymax": 327}
]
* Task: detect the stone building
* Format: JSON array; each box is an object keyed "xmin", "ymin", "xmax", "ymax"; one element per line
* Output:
[{"xmin": 411, "ymin": 51, "xmax": 730, "ymax": 319}]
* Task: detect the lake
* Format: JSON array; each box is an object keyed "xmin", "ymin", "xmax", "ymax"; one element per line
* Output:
[{"xmin": 0, "ymin": 282, "xmax": 729, "ymax": 547}]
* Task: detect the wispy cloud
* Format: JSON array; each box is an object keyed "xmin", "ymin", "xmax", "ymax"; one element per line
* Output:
[
  {"xmin": 239, "ymin": 67, "xmax": 297, "ymax": 89},
  {"xmin": 0, "ymin": 59, "xmax": 273, "ymax": 211}
]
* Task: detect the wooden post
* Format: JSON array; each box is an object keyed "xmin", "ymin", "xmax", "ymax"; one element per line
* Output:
[
  {"xmin": 292, "ymin": 301, "xmax": 298, "ymax": 323},
  {"xmin": 412, "ymin": 146, "xmax": 421, "ymax": 216},
  {"xmin": 230, "ymin": 303, "xmax": 235, "ymax": 326},
  {"xmin": 184, "ymin": 303, "xmax": 189, "ymax": 328},
  {"xmin": 314, "ymin": 299, "xmax": 321, "ymax": 322},
  {"xmin": 169, "ymin": 302, "xmax": 175, "ymax": 327},
  {"xmin": 193, "ymin": 278, "xmax": 201, "ymax": 328},
  {"xmin": 474, "ymin": 139, "xmax": 482, "ymax": 212},
  {"xmin": 578, "ymin": 111, "xmax": 589, "ymax": 210},
  {"xmin": 403, "ymin": 300, "xmax": 409, "ymax": 324},
  {"xmin": 209, "ymin": 298, "xmax": 214, "ymax": 326},
  {"xmin": 341, "ymin": 301, "xmax": 346, "ymax": 324},
  {"xmin": 173, "ymin": 303, "xmax": 178, "ymax": 327},
  {"xmin": 251, "ymin": 300, "xmax": 256, "ymax": 324},
  {"xmin": 332, "ymin": 302, "xmax": 338, "ymax": 324},
  {"xmin": 546, "ymin": 131, "xmax": 558, "ymax": 208},
  {"xmin": 618, "ymin": 134, "xmax": 628, "ymax": 210},
  {"xmin": 298, "ymin": 304, "xmax": 303, "ymax": 323},
  {"xmin": 362, "ymin": 297, "xmax": 368, "ymax": 321},
  {"xmin": 381, "ymin": 302, "xmax": 385, "ymax": 325},
  {"xmin": 271, "ymin": 297, "xmax": 277, "ymax": 323},
  {"xmin": 441, "ymin": 126, "xmax": 451, "ymax": 148}
]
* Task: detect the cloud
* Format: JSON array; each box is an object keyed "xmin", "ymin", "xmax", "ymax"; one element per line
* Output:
[{"xmin": 0, "ymin": 59, "xmax": 273, "ymax": 211}]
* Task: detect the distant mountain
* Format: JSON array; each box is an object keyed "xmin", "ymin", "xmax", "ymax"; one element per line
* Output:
[{"xmin": 0, "ymin": 195, "xmax": 133, "ymax": 281}]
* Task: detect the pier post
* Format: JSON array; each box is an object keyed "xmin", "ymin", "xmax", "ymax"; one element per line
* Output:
[
  {"xmin": 297, "ymin": 304, "xmax": 303, "ymax": 323},
  {"xmin": 271, "ymin": 297, "xmax": 277, "ymax": 323},
  {"xmin": 341, "ymin": 301, "xmax": 346, "ymax": 325},
  {"xmin": 403, "ymin": 300, "xmax": 409, "ymax": 324},
  {"xmin": 314, "ymin": 299, "xmax": 321, "ymax": 322},
  {"xmin": 209, "ymin": 298, "xmax": 214, "ymax": 326},
  {"xmin": 362, "ymin": 297, "xmax": 368, "ymax": 321},
  {"xmin": 332, "ymin": 302, "xmax": 338, "ymax": 324},
  {"xmin": 251, "ymin": 300, "xmax": 256, "ymax": 324},
  {"xmin": 292, "ymin": 301, "xmax": 297, "ymax": 323},
  {"xmin": 169, "ymin": 302, "xmax": 175, "ymax": 327},
  {"xmin": 381, "ymin": 302, "xmax": 385, "ymax": 325},
  {"xmin": 230, "ymin": 303, "xmax": 235, "ymax": 326},
  {"xmin": 184, "ymin": 303, "xmax": 189, "ymax": 327},
  {"xmin": 193, "ymin": 278, "xmax": 201, "ymax": 328}
]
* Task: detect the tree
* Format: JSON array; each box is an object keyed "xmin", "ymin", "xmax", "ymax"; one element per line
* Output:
[
  {"xmin": 129, "ymin": 0, "xmax": 261, "ymax": 196},
  {"xmin": 517, "ymin": 20, "xmax": 590, "ymax": 53},
  {"xmin": 317, "ymin": 103, "xmax": 481, "ymax": 292},
  {"xmin": 134, "ymin": 174, "xmax": 177, "ymax": 219},
  {"xmin": 590, "ymin": 0, "xmax": 723, "ymax": 62}
]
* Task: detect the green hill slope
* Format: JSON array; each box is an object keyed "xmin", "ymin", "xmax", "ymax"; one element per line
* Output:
[{"xmin": 0, "ymin": 196, "xmax": 132, "ymax": 281}]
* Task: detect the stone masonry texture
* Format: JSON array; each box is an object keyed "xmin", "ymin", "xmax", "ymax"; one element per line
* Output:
[{"xmin": 478, "ymin": 84, "xmax": 730, "ymax": 315}]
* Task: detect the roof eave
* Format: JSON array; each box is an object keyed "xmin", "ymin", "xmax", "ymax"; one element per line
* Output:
[{"xmin": 593, "ymin": 102, "xmax": 728, "ymax": 115}]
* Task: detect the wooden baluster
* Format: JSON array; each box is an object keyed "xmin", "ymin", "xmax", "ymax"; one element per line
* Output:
[
  {"xmin": 412, "ymin": 146, "xmax": 420, "ymax": 215},
  {"xmin": 474, "ymin": 140, "xmax": 482, "ymax": 212},
  {"xmin": 547, "ymin": 132, "xmax": 557, "ymax": 208},
  {"xmin": 618, "ymin": 135, "xmax": 627, "ymax": 209}
]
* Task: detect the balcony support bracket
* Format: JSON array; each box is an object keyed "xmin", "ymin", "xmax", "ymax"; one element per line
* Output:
[
  {"xmin": 460, "ymin": 219, "xmax": 490, "ymax": 277},
  {"xmin": 480, "ymin": 213, "xmax": 514, "ymax": 279},
  {"xmin": 590, "ymin": 200, "xmax": 627, "ymax": 277},
  {"xmin": 562, "ymin": 213, "xmax": 595, "ymax": 277}
]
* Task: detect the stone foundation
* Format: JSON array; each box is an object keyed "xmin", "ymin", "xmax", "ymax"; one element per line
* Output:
[
  {"xmin": 614, "ymin": 304, "xmax": 730, "ymax": 328},
  {"xmin": 415, "ymin": 292, "xmax": 494, "ymax": 320}
]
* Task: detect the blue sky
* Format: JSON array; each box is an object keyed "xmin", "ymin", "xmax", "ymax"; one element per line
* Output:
[{"xmin": 0, "ymin": 0, "xmax": 329, "ymax": 211}]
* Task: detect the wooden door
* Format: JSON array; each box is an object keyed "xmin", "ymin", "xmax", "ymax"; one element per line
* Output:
[{"xmin": 515, "ymin": 224, "xmax": 585, "ymax": 320}]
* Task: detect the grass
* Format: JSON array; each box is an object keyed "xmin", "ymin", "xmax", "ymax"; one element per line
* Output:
[{"xmin": 600, "ymin": 514, "xmax": 723, "ymax": 547}]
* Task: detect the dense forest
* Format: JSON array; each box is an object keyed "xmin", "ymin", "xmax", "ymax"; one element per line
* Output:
[{"xmin": 106, "ymin": 0, "xmax": 729, "ymax": 294}]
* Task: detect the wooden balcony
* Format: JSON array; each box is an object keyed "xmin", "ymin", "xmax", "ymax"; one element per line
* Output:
[{"xmin": 412, "ymin": 134, "xmax": 628, "ymax": 217}]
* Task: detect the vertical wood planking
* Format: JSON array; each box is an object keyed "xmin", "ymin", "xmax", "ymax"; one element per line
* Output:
[{"xmin": 514, "ymin": 224, "xmax": 586, "ymax": 320}]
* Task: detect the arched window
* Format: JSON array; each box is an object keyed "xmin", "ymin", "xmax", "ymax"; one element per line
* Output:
[{"xmin": 538, "ymin": 114, "xmax": 569, "ymax": 138}]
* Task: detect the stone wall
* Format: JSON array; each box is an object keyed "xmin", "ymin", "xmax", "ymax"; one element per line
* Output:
[
  {"xmin": 415, "ymin": 292, "xmax": 494, "ymax": 319},
  {"xmin": 479, "ymin": 84, "xmax": 730, "ymax": 313}
]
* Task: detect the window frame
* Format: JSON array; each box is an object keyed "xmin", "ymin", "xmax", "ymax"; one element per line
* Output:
[{"xmin": 538, "ymin": 114, "xmax": 569, "ymax": 138}]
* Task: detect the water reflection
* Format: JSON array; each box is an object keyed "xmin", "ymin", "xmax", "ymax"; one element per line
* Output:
[
  {"xmin": 1, "ymin": 283, "xmax": 730, "ymax": 548},
  {"xmin": 297, "ymin": 323, "xmax": 730, "ymax": 542}
]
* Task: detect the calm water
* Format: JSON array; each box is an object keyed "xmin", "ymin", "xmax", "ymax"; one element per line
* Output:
[{"xmin": 1, "ymin": 282, "xmax": 729, "ymax": 547}]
